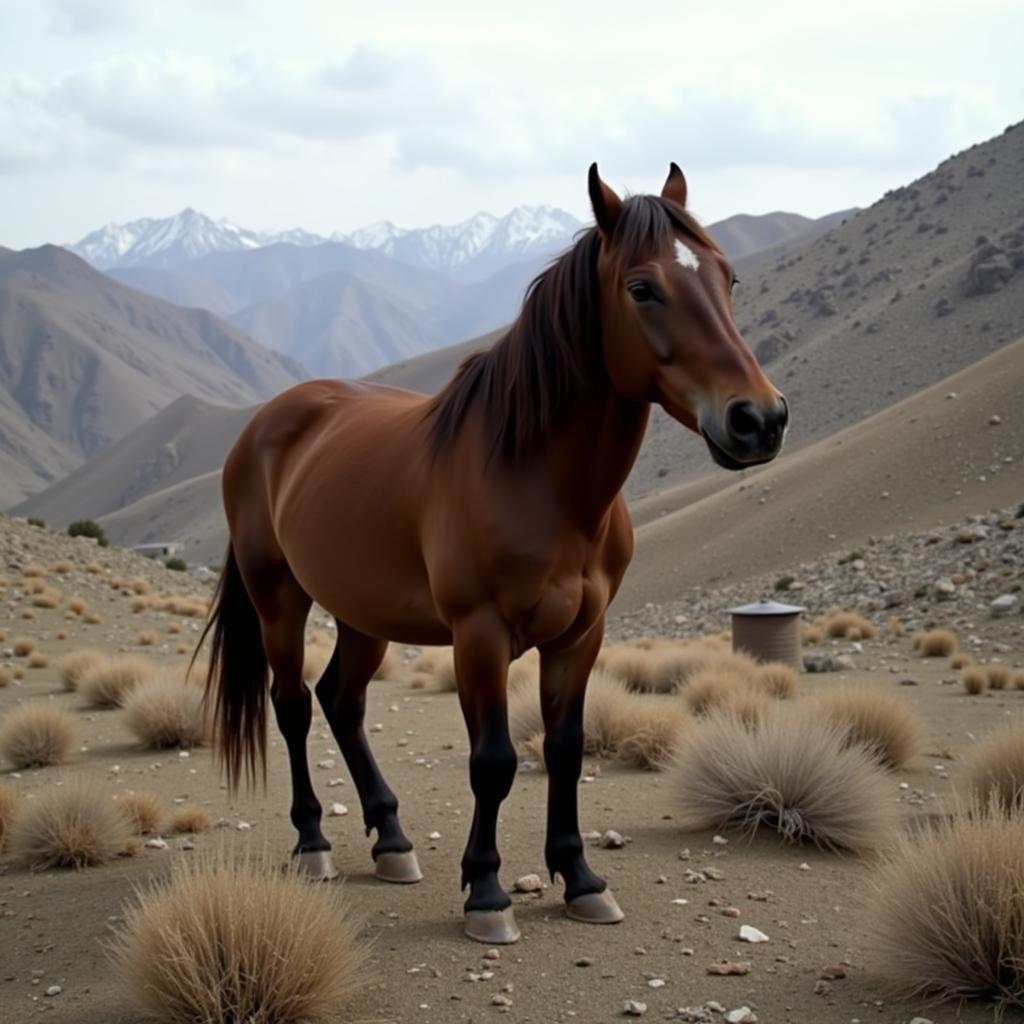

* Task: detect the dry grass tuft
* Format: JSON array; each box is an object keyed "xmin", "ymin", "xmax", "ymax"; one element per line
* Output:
[
  {"xmin": 1014, "ymin": 671, "xmax": 1024, "ymax": 691},
  {"xmin": 506, "ymin": 649, "xmax": 539, "ymax": 693},
  {"xmin": 130, "ymin": 596, "xmax": 151, "ymax": 613},
  {"xmin": 672, "ymin": 706, "xmax": 896, "ymax": 851},
  {"xmin": 22, "ymin": 563, "xmax": 46, "ymax": 578},
  {"xmin": 752, "ymin": 662, "xmax": 799, "ymax": 700},
  {"xmin": 0, "ymin": 703, "xmax": 78, "ymax": 768},
  {"xmin": 85, "ymin": 561, "xmax": 103, "ymax": 575},
  {"xmin": 8, "ymin": 778, "xmax": 133, "ymax": 869},
  {"xmin": 802, "ymin": 624, "xmax": 824, "ymax": 646},
  {"xmin": 0, "ymin": 666, "xmax": 11, "ymax": 688},
  {"xmin": 823, "ymin": 610, "xmax": 876, "ymax": 640},
  {"xmin": 0, "ymin": 781, "xmax": 21, "ymax": 848},
  {"xmin": 598, "ymin": 644, "xmax": 661, "ymax": 692},
  {"xmin": 966, "ymin": 721, "xmax": 1024, "ymax": 810},
  {"xmin": 872, "ymin": 805, "xmax": 1024, "ymax": 1010},
  {"xmin": 166, "ymin": 622, "xmax": 182, "ymax": 635},
  {"xmin": 169, "ymin": 805, "xmax": 212, "ymax": 834},
  {"xmin": 110, "ymin": 847, "xmax": 367, "ymax": 1024},
  {"xmin": 809, "ymin": 687, "xmax": 923, "ymax": 769},
  {"xmin": 137, "ymin": 631, "xmax": 158, "ymax": 647},
  {"xmin": 407, "ymin": 672, "xmax": 430, "ymax": 690},
  {"xmin": 123, "ymin": 675, "xmax": 209, "ymax": 749},
  {"xmin": 67, "ymin": 597, "xmax": 87, "ymax": 616},
  {"xmin": 962, "ymin": 667, "xmax": 988, "ymax": 696},
  {"xmin": 372, "ymin": 646, "xmax": 401, "ymax": 680},
  {"xmin": 20, "ymin": 609, "xmax": 35, "ymax": 620},
  {"xmin": 83, "ymin": 611, "xmax": 103, "ymax": 625},
  {"xmin": 951, "ymin": 652, "xmax": 975, "ymax": 670},
  {"xmin": 52, "ymin": 561, "xmax": 73, "ymax": 575},
  {"xmin": 27, "ymin": 652, "xmax": 50, "ymax": 669},
  {"xmin": 31, "ymin": 588, "xmax": 62, "ymax": 609},
  {"xmin": 617, "ymin": 706, "xmax": 690, "ymax": 770},
  {"xmin": 57, "ymin": 648, "xmax": 105, "ymax": 692},
  {"xmin": 13, "ymin": 636, "xmax": 37, "ymax": 657},
  {"xmin": 130, "ymin": 578, "xmax": 150, "ymax": 595},
  {"xmin": 918, "ymin": 628, "xmax": 957, "ymax": 657},
  {"xmin": 684, "ymin": 671, "xmax": 738, "ymax": 716},
  {"xmin": 117, "ymin": 791, "xmax": 164, "ymax": 835},
  {"xmin": 80, "ymin": 656, "xmax": 155, "ymax": 708},
  {"xmin": 986, "ymin": 664, "xmax": 1011, "ymax": 691},
  {"xmin": 886, "ymin": 618, "xmax": 905, "ymax": 638}
]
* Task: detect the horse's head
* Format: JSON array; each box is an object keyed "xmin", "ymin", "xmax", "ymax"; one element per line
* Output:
[{"xmin": 590, "ymin": 163, "xmax": 788, "ymax": 470}]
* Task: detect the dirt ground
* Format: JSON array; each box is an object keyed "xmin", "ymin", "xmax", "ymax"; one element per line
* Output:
[{"xmin": 2, "ymin": 573, "xmax": 1023, "ymax": 1024}]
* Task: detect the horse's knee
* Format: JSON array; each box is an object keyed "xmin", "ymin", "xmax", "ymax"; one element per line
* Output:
[
  {"xmin": 543, "ymin": 722, "xmax": 584, "ymax": 777},
  {"xmin": 469, "ymin": 739, "xmax": 517, "ymax": 802}
]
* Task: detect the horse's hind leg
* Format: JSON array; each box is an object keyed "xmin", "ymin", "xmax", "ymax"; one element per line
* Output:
[
  {"xmin": 540, "ymin": 627, "xmax": 624, "ymax": 924},
  {"xmin": 250, "ymin": 560, "xmax": 335, "ymax": 878},
  {"xmin": 315, "ymin": 622, "xmax": 421, "ymax": 884}
]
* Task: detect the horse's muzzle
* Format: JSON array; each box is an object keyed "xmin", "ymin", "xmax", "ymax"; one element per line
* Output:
[{"xmin": 701, "ymin": 396, "xmax": 788, "ymax": 470}]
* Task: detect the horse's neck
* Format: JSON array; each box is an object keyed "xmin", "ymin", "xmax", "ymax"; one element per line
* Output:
[{"xmin": 549, "ymin": 383, "xmax": 650, "ymax": 530}]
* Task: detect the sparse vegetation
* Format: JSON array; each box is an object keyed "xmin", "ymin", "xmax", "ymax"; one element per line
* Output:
[
  {"xmin": 752, "ymin": 662, "xmax": 799, "ymax": 699},
  {"xmin": 0, "ymin": 703, "xmax": 78, "ymax": 768},
  {"xmin": 823, "ymin": 610, "xmax": 877, "ymax": 639},
  {"xmin": 962, "ymin": 667, "xmax": 987, "ymax": 695},
  {"xmin": 27, "ymin": 652, "xmax": 50, "ymax": 669},
  {"xmin": 26, "ymin": 516, "xmax": 45, "ymax": 529},
  {"xmin": 987, "ymin": 664, "xmax": 1011, "ymax": 690},
  {"xmin": 12, "ymin": 636, "xmax": 37, "ymax": 657},
  {"xmin": 79, "ymin": 656, "xmax": 155, "ymax": 708},
  {"xmin": 164, "ymin": 557, "xmax": 187, "ymax": 572},
  {"xmin": 137, "ymin": 631, "xmax": 158, "ymax": 647},
  {"xmin": 0, "ymin": 666, "xmax": 11, "ymax": 688},
  {"xmin": 672, "ymin": 706, "xmax": 896, "ymax": 851},
  {"xmin": 773, "ymin": 575, "xmax": 794, "ymax": 592},
  {"xmin": 110, "ymin": 849, "xmax": 366, "ymax": 1024},
  {"xmin": 68, "ymin": 596, "xmax": 87, "ymax": 615},
  {"xmin": 116, "ymin": 792, "xmax": 164, "ymax": 835},
  {"xmin": 918, "ymin": 628, "xmax": 957, "ymax": 657},
  {"xmin": 967, "ymin": 721, "xmax": 1024, "ymax": 810},
  {"xmin": 873, "ymin": 805, "xmax": 1024, "ymax": 1010},
  {"xmin": 123, "ymin": 675, "xmax": 209, "ymax": 749},
  {"xmin": 0, "ymin": 782, "xmax": 21, "ymax": 848},
  {"xmin": 31, "ymin": 588, "xmax": 61, "ymax": 608},
  {"xmin": 372, "ymin": 646, "xmax": 401, "ymax": 680},
  {"xmin": 809, "ymin": 687, "xmax": 923, "ymax": 769},
  {"xmin": 68, "ymin": 519, "xmax": 108, "ymax": 546},
  {"xmin": 951, "ymin": 652, "xmax": 975, "ymax": 670},
  {"xmin": 8, "ymin": 778, "xmax": 133, "ymax": 869},
  {"xmin": 169, "ymin": 805, "xmax": 212, "ymax": 834},
  {"xmin": 53, "ymin": 560, "xmax": 73, "ymax": 574}
]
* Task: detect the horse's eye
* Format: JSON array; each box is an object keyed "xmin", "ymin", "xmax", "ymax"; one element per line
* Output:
[{"xmin": 628, "ymin": 282, "xmax": 655, "ymax": 303}]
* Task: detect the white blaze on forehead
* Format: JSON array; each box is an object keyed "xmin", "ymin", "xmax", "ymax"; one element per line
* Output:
[{"xmin": 674, "ymin": 239, "xmax": 700, "ymax": 270}]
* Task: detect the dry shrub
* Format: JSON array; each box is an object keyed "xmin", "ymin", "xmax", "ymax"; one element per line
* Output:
[
  {"xmin": 169, "ymin": 805, "xmax": 212, "ymax": 834},
  {"xmin": 506, "ymin": 649, "xmax": 539, "ymax": 693},
  {"xmin": 22, "ymin": 563, "xmax": 46, "ymax": 578},
  {"xmin": 130, "ymin": 596, "xmax": 151, "ymax": 613},
  {"xmin": 27, "ymin": 652, "xmax": 49, "ymax": 669},
  {"xmin": 522, "ymin": 732, "xmax": 545, "ymax": 765},
  {"xmin": 508, "ymin": 682, "xmax": 545, "ymax": 746},
  {"xmin": 31, "ymin": 589, "xmax": 61, "ymax": 609},
  {"xmin": 8, "ymin": 778, "xmax": 133, "ymax": 869},
  {"xmin": 802, "ymin": 624, "xmax": 824, "ymax": 646},
  {"xmin": 407, "ymin": 672, "xmax": 430, "ymax": 690},
  {"xmin": 0, "ymin": 666, "xmax": 11, "ymax": 688},
  {"xmin": 1014, "ymin": 671, "xmax": 1024, "ymax": 691},
  {"xmin": 175, "ymin": 644, "xmax": 189, "ymax": 655},
  {"xmin": 372, "ymin": 646, "xmax": 401, "ymax": 680},
  {"xmin": 53, "ymin": 561, "xmax": 73, "ymax": 575},
  {"xmin": 0, "ymin": 627, "xmax": 5, "ymax": 642},
  {"xmin": 58, "ymin": 651, "xmax": 107, "ymax": 692},
  {"xmin": 19, "ymin": 609, "xmax": 35, "ymax": 620},
  {"xmin": 0, "ymin": 703, "xmax": 77, "ymax": 768},
  {"xmin": 84, "ymin": 612, "xmax": 103, "ymax": 625},
  {"xmin": 137, "ymin": 631, "xmax": 158, "ymax": 647},
  {"xmin": 966, "ymin": 721, "xmax": 1024, "ymax": 810},
  {"xmin": 617, "ymin": 706, "xmax": 690, "ymax": 770},
  {"xmin": 13, "ymin": 636, "xmax": 37, "ymax": 656},
  {"xmin": 80, "ymin": 656, "xmax": 154, "ymax": 707},
  {"xmin": 110, "ymin": 847, "xmax": 366, "ymax": 1024},
  {"xmin": 598, "ymin": 644, "xmax": 660, "ymax": 692},
  {"xmin": 951, "ymin": 652, "xmax": 975, "ymax": 670},
  {"xmin": 68, "ymin": 597, "xmax": 87, "ymax": 616},
  {"xmin": 824, "ymin": 611, "xmax": 876, "ymax": 640},
  {"xmin": 123, "ymin": 675, "xmax": 209, "ymax": 749},
  {"xmin": 919, "ymin": 629, "xmax": 957, "ymax": 657},
  {"xmin": 582, "ymin": 671, "xmax": 639, "ymax": 757},
  {"xmin": 0, "ymin": 781, "xmax": 21, "ymax": 847},
  {"xmin": 684, "ymin": 671, "xmax": 737, "ymax": 716},
  {"xmin": 408, "ymin": 649, "xmax": 441, "ymax": 673},
  {"xmin": 887, "ymin": 618, "xmax": 905, "ymax": 638},
  {"xmin": 810, "ymin": 687, "xmax": 923, "ymax": 769},
  {"xmin": 85, "ymin": 561, "xmax": 103, "ymax": 575},
  {"xmin": 130, "ymin": 578, "xmax": 150, "ymax": 595},
  {"xmin": 962, "ymin": 668, "xmax": 987, "ymax": 696},
  {"xmin": 719, "ymin": 687, "xmax": 776, "ymax": 728},
  {"xmin": 166, "ymin": 622, "xmax": 182, "ymax": 635},
  {"xmin": 987, "ymin": 664, "xmax": 1011, "ymax": 691},
  {"xmin": 117, "ymin": 791, "xmax": 164, "ymax": 835},
  {"xmin": 752, "ymin": 662, "xmax": 799, "ymax": 699},
  {"xmin": 872, "ymin": 805, "xmax": 1024, "ymax": 1010},
  {"xmin": 672, "ymin": 706, "xmax": 896, "ymax": 851}
]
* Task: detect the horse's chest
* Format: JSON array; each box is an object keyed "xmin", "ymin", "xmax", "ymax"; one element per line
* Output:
[{"xmin": 506, "ymin": 573, "xmax": 607, "ymax": 653}]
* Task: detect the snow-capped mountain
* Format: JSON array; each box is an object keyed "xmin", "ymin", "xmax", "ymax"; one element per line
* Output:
[
  {"xmin": 69, "ymin": 209, "xmax": 328, "ymax": 270},
  {"xmin": 337, "ymin": 206, "xmax": 583, "ymax": 282}
]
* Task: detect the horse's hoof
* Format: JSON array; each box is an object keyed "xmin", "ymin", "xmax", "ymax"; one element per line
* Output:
[
  {"xmin": 565, "ymin": 889, "xmax": 624, "ymax": 924},
  {"xmin": 464, "ymin": 907, "xmax": 521, "ymax": 945},
  {"xmin": 374, "ymin": 850, "xmax": 423, "ymax": 884},
  {"xmin": 295, "ymin": 850, "xmax": 339, "ymax": 881}
]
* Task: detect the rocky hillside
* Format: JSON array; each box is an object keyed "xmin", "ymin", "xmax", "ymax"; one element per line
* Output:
[{"xmin": 0, "ymin": 247, "xmax": 305, "ymax": 508}]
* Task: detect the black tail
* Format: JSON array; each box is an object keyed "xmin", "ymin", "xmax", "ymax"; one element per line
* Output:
[{"xmin": 192, "ymin": 545, "xmax": 267, "ymax": 792}]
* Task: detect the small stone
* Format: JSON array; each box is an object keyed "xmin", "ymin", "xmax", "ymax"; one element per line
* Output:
[
  {"xmin": 989, "ymin": 414, "xmax": 1002, "ymax": 425},
  {"xmin": 798, "ymin": 863, "xmax": 810, "ymax": 871},
  {"xmin": 647, "ymin": 978, "xmax": 665, "ymax": 989},
  {"xmin": 144, "ymin": 837, "xmax": 168, "ymax": 849},
  {"xmin": 483, "ymin": 948, "xmax": 500, "ymax": 961},
  {"xmin": 329, "ymin": 803, "xmax": 348, "ymax": 816},
  {"xmin": 721, "ymin": 906, "xmax": 741, "ymax": 918},
  {"xmin": 813, "ymin": 980, "xmax": 832, "ymax": 995},
  {"xmin": 513, "ymin": 873, "xmax": 543, "ymax": 893},
  {"xmin": 236, "ymin": 821, "xmax": 252, "ymax": 832},
  {"xmin": 739, "ymin": 925, "xmax": 769, "ymax": 943},
  {"xmin": 623, "ymin": 999, "xmax": 647, "ymax": 1016},
  {"xmin": 707, "ymin": 961, "xmax": 751, "ymax": 976},
  {"xmin": 725, "ymin": 1008, "xmax": 757, "ymax": 1024},
  {"xmin": 599, "ymin": 829, "xmax": 626, "ymax": 849},
  {"xmin": 991, "ymin": 594, "xmax": 1018, "ymax": 616},
  {"xmin": 45, "ymin": 986, "xmax": 62, "ymax": 997},
  {"xmin": 817, "ymin": 965, "xmax": 847, "ymax": 980},
  {"xmin": 712, "ymin": 834, "xmax": 728, "ymax": 846},
  {"xmin": 491, "ymin": 994, "xmax": 512, "ymax": 1007},
  {"xmin": 369, "ymin": 723, "xmax": 384, "ymax": 733},
  {"xmin": 575, "ymin": 957, "xmax": 593, "ymax": 967},
  {"xmin": 909, "ymin": 1018, "xmax": 936, "ymax": 1024},
  {"xmin": 428, "ymin": 830, "xmax": 441, "ymax": 840}
]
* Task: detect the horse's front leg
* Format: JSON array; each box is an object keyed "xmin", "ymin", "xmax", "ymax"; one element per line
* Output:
[
  {"xmin": 540, "ymin": 624, "xmax": 624, "ymax": 924},
  {"xmin": 453, "ymin": 607, "xmax": 519, "ymax": 944}
]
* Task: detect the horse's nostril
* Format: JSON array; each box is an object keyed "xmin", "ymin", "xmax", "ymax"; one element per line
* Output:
[{"xmin": 726, "ymin": 400, "xmax": 763, "ymax": 441}]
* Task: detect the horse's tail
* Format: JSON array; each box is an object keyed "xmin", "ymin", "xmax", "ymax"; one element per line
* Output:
[{"xmin": 192, "ymin": 544, "xmax": 267, "ymax": 792}]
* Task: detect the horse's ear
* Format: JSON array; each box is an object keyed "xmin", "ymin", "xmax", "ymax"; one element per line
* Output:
[
  {"xmin": 588, "ymin": 163, "xmax": 622, "ymax": 236},
  {"xmin": 661, "ymin": 162, "xmax": 688, "ymax": 208}
]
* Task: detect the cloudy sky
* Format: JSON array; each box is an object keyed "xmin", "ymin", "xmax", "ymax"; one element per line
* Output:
[{"xmin": 2, "ymin": 0, "xmax": 1020, "ymax": 248}]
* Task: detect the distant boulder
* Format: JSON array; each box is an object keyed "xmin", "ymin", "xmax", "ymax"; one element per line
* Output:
[{"xmin": 966, "ymin": 243, "xmax": 1015, "ymax": 295}]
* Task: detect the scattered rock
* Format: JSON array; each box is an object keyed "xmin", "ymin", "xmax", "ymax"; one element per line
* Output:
[
  {"xmin": 813, "ymin": 980, "xmax": 831, "ymax": 995},
  {"xmin": 707, "ymin": 962, "xmax": 751, "ymax": 976},
  {"xmin": 623, "ymin": 999, "xmax": 648, "ymax": 1016},
  {"xmin": 513, "ymin": 873, "xmax": 543, "ymax": 893},
  {"xmin": 600, "ymin": 830, "xmax": 626, "ymax": 849},
  {"xmin": 329, "ymin": 803, "xmax": 348, "ymax": 816},
  {"xmin": 738, "ymin": 925, "xmax": 769, "ymax": 943},
  {"xmin": 45, "ymin": 986, "xmax": 62, "ymax": 997},
  {"xmin": 991, "ymin": 594, "xmax": 1018, "ymax": 616},
  {"xmin": 725, "ymin": 1008, "xmax": 757, "ymax": 1024}
]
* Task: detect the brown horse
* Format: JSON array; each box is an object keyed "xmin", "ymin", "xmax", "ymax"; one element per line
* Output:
[{"xmin": 200, "ymin": 163, "xmax": 787, "ymax": 944}]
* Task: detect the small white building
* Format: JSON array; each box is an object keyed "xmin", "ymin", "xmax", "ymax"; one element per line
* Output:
[{"xmin": 131, "ymin": 542, "xmax": 182, "ymax": 560}]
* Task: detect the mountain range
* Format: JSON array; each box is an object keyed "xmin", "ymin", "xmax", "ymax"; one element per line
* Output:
[{"xmin": 19, "ymin": 122, "xmax": 1018, "ymax": 561}]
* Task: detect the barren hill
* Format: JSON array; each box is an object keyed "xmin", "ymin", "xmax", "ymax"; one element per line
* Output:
[{"xmin": 0, "ymin": 246, "xmax": 305, "ymax": 507}]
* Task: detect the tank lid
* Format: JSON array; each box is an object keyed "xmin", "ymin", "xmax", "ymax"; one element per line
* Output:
[{"xmin": 728, "ymin": 599, "xmax": 805, "ymax": 616}]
